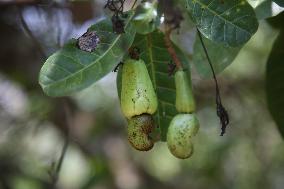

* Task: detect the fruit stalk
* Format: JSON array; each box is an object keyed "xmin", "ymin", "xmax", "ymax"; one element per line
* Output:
[{"xmin": 175, "ymin": 70, "xmax": 195, "ymax": 113}]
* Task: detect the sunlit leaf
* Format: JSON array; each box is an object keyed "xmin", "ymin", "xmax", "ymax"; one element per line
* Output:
[
  {"xmin": 132, "ymin": 1, "xmax": 160, "ymax": 34},
  {"xmin": 39, "ymin": 12, "xmax": 136, "ymax": 97},
  {"xmin": 255, "ymin": 0, "xmax": 284, "ymax": 20},
  {"xmin": 185, "ymin": 0, "xmax": 259, "ymax": 47}
]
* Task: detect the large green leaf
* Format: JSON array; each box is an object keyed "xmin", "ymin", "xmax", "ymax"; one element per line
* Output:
[
  {"xmin": 39, "ymin": 13, "xmax": 136, "ymax": 97},
  {"xmin": 117, "ymin": 31, "xmax": 190, "ymax": 141},
  {"xmin": 193, "ymin": 33, "xmax": 241, "ymax": 77},
  {"xmin": 185, "ymin": 0, "xmax": 259, "ymax": 47},
  {"xmin": 266, "ymin": 31, "xmax": 284, "ymax": 137}
]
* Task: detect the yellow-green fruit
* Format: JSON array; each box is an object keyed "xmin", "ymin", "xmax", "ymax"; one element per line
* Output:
[
  {"xmin": 167, "ymin": 114, "xmax": 199, "ymax": 159},
  {"xmin": 175, "ymin": 70, "xmax": 195, "ymax": 113},
  {"xmin": 121, "ymin": 59, "xmax": 158, "ymax": 119},
  {"xmin": 127, "ymin": 114, "xmax": 154, "ymax": 151}
]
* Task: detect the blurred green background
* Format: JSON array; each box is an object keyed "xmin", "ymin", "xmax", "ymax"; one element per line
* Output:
[{"xmin": 0, "ymin": 0, "xmax": 284, "ymax": 189}]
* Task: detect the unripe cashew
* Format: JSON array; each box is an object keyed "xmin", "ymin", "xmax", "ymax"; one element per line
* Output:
[
  {"xmin": 120, "ymin": 58, "xmax": 158, "ymax": 151},
  {"xmin": 127, "ymin": 114, "xmax": 155, "ymax": 151},
  {"xmin": 167, "ymin": 114, "xmax": 199, "ymax": 159},
  {"xmin": 120, "ymin": 58, "xmax": 158, "ymax": 119}
]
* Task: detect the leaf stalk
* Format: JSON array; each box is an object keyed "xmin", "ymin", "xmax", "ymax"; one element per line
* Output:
[{"xmin": 196, "ymin": 29, "xmax": 229, "ymax": 136}]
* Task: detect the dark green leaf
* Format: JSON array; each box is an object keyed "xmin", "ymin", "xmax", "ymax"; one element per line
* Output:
[
  {"xmin": 266, "ymin": 31, "xmax": 284, "ymax": 137},
  {"xmin": 185, "ymin": 0, "xmax": 259, "ymax": 47},
  {"xmin": 255, "ymin": 0, "xmax": 273, "ymax": 19},
  {"xmin": 117, "ymin": 31, "xmax": 190, "ymax": 141},
  {"xmin": 39, "ymin": 13, "xmax": 136, "ymax": 97},
  {"xmin": 193, "ymin": 33, "xmax": 241, "ymax": 77},
  {"xmin": 267, "ymin": 11, "xmax": 284, "ymax": 29},
  {"xmin": 273, "ymin": 0, "xmax": 284, "ymax": 7}
]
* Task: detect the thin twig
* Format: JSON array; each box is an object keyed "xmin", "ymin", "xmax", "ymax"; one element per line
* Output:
[
  {"xmin": 164, "ymin": 26, "xmax": 182, "ymax": 70},
  {"xmin": 131, "ymin": 0, "xmax": 138, "ymax": 9},
  {"xmin": 56, "ymin": 10, "xmax": 62, "ymax": 48},
  {"xmin": 51, "ymin": 133, "xmax": 69, "ymax": 186},
  {"xmin": 196, "ymin": 30, "xmax": 219, "ymax": 94},
  {"xmin": 196, "ymin": 29, "xmax": 229, "ymax": 136},
  {"xmin": 18, "ymin": 8, "xmax": 47, "ymax": 59},
  {"xmin": 50, "ymin": 101, "xmax": 71, "ymax": 187}
]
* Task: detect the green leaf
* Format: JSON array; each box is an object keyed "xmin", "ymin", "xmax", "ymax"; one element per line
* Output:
[
  {"xmin": 132, "ymin": 1, "xmax": 160, "ymax": 34},
  {"xmin": 117, "ymin": 31, "xmax": 190, "ymax": 141},
  {"xmin": 266, "ymin": 31, "xmax": 284, "ymax": 137},
  {"xmin": 193, "ymin": 33, "xmax": 241, "ymax": 77},
  {"xmin": 185, "ymin": 0, "xmax": 259, "ymax": 47},
  {"xmin": 255, "ymin": 0, "xmax": 284, "ymax": 20},
  {"xmin": 255, "ymin": 0, "xmax": 273, "ymax": 20},
  {"xmin": 267, "ymin": 11, "xmax": 284, "ymax": 29},
  {"xmin": 247, "ymin": 0, "xmax": 263, "ymax": 6},
  {"xmin": 39, "ymin": 13, "xmax": 136, "ymax": 97}
]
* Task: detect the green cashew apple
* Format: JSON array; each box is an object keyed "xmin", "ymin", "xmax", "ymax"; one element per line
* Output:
[
  {"xmin": 167, "ymin": 114, "xmax": 199, "ymax": 159},
  {"xmin": 120, "ymin": 58, "xmax": 158, "ymax": 151},
  {"xmin": 120, "ymin": 58, "xmax": 158, "ymax": 119},
  {"xmin": 127, "ymin": 114, "xmax": 154, "ymax": 151},
  {"xmin": 175, "ymin": 70, "xmax": 195, "ymax": 113}
]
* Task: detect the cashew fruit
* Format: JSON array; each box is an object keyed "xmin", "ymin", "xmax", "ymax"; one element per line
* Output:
[
  {"xmin": 120, "ymin": 58, "xmax": 158, "ymax": 119},
  {"xmin": 127, "ymin": 114, "xmax": 154, "ymax": 151},
  {"xmin": 175, "ymin": 70, "xmax": 195, "ymax": 113},
  {"xmin": 167, "ymin": 114, "xmax": 199, "ymax": 159},
  {"xmin": 120, "ymin": 58, "xmax": 158, "ymax": 151}
]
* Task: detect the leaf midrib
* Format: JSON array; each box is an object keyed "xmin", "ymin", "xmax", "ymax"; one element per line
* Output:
[
  {"xmin": 189, "ymin": 0, "xmax": 251, "ymax": 35},
  {"xmin": 146, "ymin": 34, "xmax": 162, "ymax": 128}
]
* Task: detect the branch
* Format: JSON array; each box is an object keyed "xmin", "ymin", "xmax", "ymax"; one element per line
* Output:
[
  {"xmin": 49, "ymin": 100, "xmax": 71, "ymax": 187},
  {"xmin": 131, "ymin": 0, "xmax": 138, "ymax": 9},
  {"xmin": 164, "ymin": 26, "xmax": 182, "ymax": 70}
]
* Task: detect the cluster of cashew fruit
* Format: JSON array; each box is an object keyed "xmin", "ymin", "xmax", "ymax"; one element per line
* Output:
[
  {"xmin": 120, "ymin": 57, "xmax": 199, "ymax": 159},
  {"xmin": 167, "ymin": 70, "xmax": 199, "ymax": 159}
]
